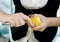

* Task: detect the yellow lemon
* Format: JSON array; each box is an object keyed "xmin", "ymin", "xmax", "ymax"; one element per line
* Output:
[{"xmin": 30, "ymin": 16, "xmax": 42, "ymax": 26}]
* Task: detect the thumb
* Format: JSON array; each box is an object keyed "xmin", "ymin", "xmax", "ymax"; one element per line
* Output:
[{"xmin": 25, "ymin": 18, "xmax": 34, "ymax": 28}]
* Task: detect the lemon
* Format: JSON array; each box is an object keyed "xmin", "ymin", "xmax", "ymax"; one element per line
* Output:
[{"xmin": 30, "ymin": 16, "xmax": 42, "ymax": 26}]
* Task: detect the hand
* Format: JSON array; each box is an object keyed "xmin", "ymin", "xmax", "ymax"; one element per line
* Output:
[
  {"xmin": 30, "ymin": 14, "xmax": 48, "ymax": 32},
  {"xmin": 1, "ymin": 13, "xmax": 34, "ymax": 27}
]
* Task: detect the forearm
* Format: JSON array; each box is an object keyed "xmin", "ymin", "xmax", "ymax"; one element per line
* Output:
[
  {"xmin": 0, "ymin": 10, "xmax": 11, "ymax": 21},
  {"xmin": 0, "ymin": 10, "xmax": 7, "ymax": 17},
  {"xmin": 47, "ymin": 17, "xmax": 60, "ymax": 27}
]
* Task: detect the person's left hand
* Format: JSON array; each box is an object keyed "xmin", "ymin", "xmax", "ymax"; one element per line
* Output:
[{"xmin": 30, "ymin": 14, "xmax": 48, "ymax": 32}]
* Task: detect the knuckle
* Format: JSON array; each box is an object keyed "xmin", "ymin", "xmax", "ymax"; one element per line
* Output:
[
  {"xmin": 10, "ymin": 24, "xmax": 14, "ymax": 27},
  {"xmin": 16, "ymin": 14, "xmax": 19, "ymax": 16},
  {"xmin": 19, "ymin": 13, "xmax": 24, "ymax": 16},
  {"xmin": 34, "ymin": 28, "xmax": 38, "ymax": 31},
  {"xmin": 15, "ymin": 23, "xmax": 20, "ymax": 27},
  {"xmin": 34, "ymin": 14, "xmax": 37, "ymax": 16},
  {"xmin": 20, "ymin": 12, "xmax": 23, "ymax": 14},
  {"xmin": 14, "ymin": 14, "xmax": 20, "ymax": 16},
  {"xmin": 39, "ymin": 30, "xmax": 44, "ymax": 32},
  {"xmin": 21, "ymin": 22, "xmax": 25, "ymax": 25}
]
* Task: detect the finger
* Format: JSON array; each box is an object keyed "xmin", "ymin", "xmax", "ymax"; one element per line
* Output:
[
  {"xmin": 33, "ymin": 22, "xmax": 46, "ymax": 31},
  {"xmin": 33, "ymin": 14, "xmax": 48, "ymax": 29},
  {"xmin": 26, "ymin": 18, "xmax": 35, "ymax": 28},
  {"xmin": 12, "ymin": 16, "xmax": 21, "ymax": 27},
  {"xmin": 34, "ymin": 14, "xmax": 46, "ymax": 21},
  {"xmin": 20, "ymin": 13, "xmax": 34, "ymax": 27},
  {"xmin": 7, "ymin": 18, "xmax": 16, "ymax": 27},
  {"xmin": 34, "ymin": 14, "xmax": 44, "ymax": 18},
  {"xmin": 18, "ymin": 17, "xmax": 25, "ymax": 26},
  {"xmin": 13, "ymin": 14, "xmax": 25, "ymax": 27},
  {"xmin": 10, "ymin": 20, "xmax": 16, "ymax": 27},
  {"xmin": 38, "ymin": 27, "xmax": 46, "ymax": 32}
]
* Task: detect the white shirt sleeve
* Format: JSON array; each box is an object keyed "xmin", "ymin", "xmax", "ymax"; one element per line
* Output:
[
  {"xmin": 0, "ymin": 0, "xmax": 15, "ymax": 39},
  {"xmin": 0, "ymin": 0, "xmax": 14, "ymax": 14}
]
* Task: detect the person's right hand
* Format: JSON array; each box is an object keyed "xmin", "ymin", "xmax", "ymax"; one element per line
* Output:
[{"xmin": 1, "ymin": 13, "xmax": 34, "ymax": 27}]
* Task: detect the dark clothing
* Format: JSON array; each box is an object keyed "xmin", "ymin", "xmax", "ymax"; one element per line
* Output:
[{"xmin": 11, "ymin": 0, "xmax": 60, "ymax": 42}]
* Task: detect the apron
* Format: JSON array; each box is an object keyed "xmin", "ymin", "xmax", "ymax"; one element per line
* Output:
[{"xmin": 11, "ymin": 0, "xmax": 59, "ymax": 42}]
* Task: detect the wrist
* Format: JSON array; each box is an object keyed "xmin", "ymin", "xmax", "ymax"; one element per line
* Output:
[
  {"xmin": 47, "ymin": 17, "xmax": 58, "ymax": 27},
  {"xmin": 0, "ymin": 14, "xmax": 12, "ymax": 22},
  {"xmin": 47, "ymin": 17, "xmax": 53, "ymax": 27}
]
